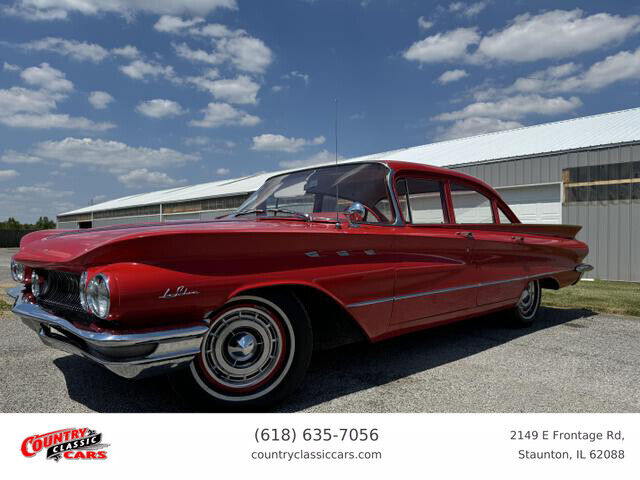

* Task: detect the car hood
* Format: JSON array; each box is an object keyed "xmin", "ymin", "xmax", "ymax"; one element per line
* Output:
[{"xmin": 14, "ymin": 218, "xmax": 316, "ymax": 268}]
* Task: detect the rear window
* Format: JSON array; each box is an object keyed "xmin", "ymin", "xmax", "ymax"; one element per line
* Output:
[{"xmin": 450, "ymin": 183, "xmax": 494, "ymax": 224}]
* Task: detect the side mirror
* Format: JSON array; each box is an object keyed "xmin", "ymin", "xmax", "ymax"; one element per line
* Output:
[{"xmin": 345, "ymin": 202, "xmax": 366, "ymax": 226}]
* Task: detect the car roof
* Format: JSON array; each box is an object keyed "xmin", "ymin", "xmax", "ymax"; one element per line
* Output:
[{"xmin": 381, "ymin": 160, "xmax": 502, "ymax": 199}]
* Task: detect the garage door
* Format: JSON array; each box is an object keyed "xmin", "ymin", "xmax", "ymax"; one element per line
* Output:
[{"xmin": 496, "ymin": 183, "xmax": 561, "ymax": 224}]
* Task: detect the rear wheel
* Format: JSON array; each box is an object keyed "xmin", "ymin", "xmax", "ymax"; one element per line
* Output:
[
  {"xmin": 508, "ymin": 280, "xmax": 541, "ymax": 326},
  {"xmin": 171, "ymin": 292, "xmax": 312, "ymax": 410}
]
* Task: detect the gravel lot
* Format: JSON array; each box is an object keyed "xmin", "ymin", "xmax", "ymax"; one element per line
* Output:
[{"xmin": 1, "ymin": 247, "xmax": 639, "ymax": 413}]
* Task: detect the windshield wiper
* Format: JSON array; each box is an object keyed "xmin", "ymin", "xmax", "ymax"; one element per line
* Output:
[{"xmin": 234, "ymin": 208, "xmax": 310, "ymax": 221}]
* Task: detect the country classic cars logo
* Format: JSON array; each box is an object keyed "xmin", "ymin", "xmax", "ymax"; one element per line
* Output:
[{"xmin": 21, "ymin": 428, "xmax": 109, "ymax": 461}]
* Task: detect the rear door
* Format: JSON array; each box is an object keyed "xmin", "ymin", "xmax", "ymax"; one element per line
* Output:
[
  {"xmin": 391, "ymin": 176, "xmax": 475, "ymax": 325},
  {"xmin": 449, "ymin": 181, "xmax": 529, "ymax": 306}
]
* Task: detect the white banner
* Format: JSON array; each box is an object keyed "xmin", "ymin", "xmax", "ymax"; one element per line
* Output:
[{"xmin": 1, "ymin": 413, "xmax": 637, "ymax": 478}]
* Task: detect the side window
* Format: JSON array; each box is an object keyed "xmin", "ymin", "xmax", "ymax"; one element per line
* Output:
[
  {"xmin": 498, "ymin": 207, "xmax": 512, "ymax": 224},
  {"xmin": 397, "ymin": 178, "xmax": 448, "ymax": 224},
  {"xmin": 450, "ymin": 182, "xmax": 494, "ymax": 223}
]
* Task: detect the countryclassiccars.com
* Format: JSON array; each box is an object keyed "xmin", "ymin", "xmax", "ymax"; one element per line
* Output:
[{"xmin": 7, "ymin": 161, "xmax": 592, "ymax": 409}]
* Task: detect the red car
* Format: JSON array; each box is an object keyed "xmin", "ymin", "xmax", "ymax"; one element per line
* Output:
[{"xmin": 8, "ymin": 161, "xmax": 591, "ymax": 409}]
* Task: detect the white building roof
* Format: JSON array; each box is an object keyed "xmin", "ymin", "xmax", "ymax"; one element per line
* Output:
[{"xmin": 61, "ymin": 107, "xmax": 640, "ymax": 217}]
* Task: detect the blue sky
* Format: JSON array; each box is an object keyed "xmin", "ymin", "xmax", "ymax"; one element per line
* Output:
[{"xmin": 1, "ymin": 0, "xmax": 640, "ymax": 222}]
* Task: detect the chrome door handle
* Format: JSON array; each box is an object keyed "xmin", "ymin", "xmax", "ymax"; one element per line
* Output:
[
  {"xmin": 457, "ymin": 231, "xmax": 474, "ymax": 239},
  {"xmin": 511, "ymin": 236, "xmax": 525, "ymax": 243}
]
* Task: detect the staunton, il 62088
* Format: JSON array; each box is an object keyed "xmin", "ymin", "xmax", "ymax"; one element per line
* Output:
[{"xmin": 8, "ymin": 161, "xmax": 592, "ymax": 409}]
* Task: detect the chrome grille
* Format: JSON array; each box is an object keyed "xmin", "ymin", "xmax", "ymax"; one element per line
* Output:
[{"xmin": 38, "ymin": 271, "xmax": 84, "ymax": 314}]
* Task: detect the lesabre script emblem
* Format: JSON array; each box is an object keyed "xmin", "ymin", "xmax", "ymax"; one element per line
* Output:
[{"xmin": 159, "ymin": 286, "xmax": 200, "ymax": 299}]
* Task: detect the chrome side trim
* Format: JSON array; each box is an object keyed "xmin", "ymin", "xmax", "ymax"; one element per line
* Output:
[
  {"xmin": 346, "ymin": 270, "xmax": 567, "ymax": 308},
  {"xmin": 10, "ymin": 288, "xmax": 208, "ymax": 379}
]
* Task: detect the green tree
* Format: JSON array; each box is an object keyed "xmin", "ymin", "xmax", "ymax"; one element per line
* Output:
[
  {"xmin": 0, "ymin": 217, "xmax": 22, "ymax": 230},
  {"xmin": 34, "ymin": 216, "xmax": 56, "ymax": 230}
]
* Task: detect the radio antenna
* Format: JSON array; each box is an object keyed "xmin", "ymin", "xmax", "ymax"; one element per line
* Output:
[{"xmin": 335, "ymin": 98, "xmax": 340, "ymax": 228}]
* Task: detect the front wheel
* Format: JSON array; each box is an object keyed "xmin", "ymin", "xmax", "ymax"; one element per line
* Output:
[
  {"xmin": 508, "ymin": 280, "xmax": 541, "ymax": 327},
  {"xmin": 171, "ymin": 292, "xmax": 312, "ymax": 410}
]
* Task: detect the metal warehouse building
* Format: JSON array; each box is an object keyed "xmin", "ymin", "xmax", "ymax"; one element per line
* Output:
[{"xmin": 58, "ymin": 107, "xmax": 640, "ymax": 282}]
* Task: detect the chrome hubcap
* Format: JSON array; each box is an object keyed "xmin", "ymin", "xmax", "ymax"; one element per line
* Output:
[
  {"xmin": 517, "ymin": 281, "xmax": 538, "ymax": 317},
  {"xmin": 228, "ymin": 332, "xmax": 257, "ymax": 362},
  {"xmin": 201, "ymin": 307, "xmax": 283, "ymax": 390}
]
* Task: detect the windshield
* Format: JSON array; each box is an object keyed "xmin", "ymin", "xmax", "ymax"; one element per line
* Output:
[{"xmin": 232, "ymin": 163, "xmax": 395, "ymax": 224}]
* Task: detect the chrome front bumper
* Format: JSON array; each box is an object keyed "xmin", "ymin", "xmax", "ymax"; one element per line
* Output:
[{"xmin": 7, "ymin": 287, "xmax": 208, "ymax": 379}]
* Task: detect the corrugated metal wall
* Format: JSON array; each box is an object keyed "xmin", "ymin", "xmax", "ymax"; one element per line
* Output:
[{"xmin": 453, "ymin": 143, "xmax": 640, "ymax": 282}]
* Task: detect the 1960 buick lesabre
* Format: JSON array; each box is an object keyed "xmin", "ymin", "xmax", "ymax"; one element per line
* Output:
[{"xmin": 7, "ymin": 161, "xmax": 592, "ymax": 408}]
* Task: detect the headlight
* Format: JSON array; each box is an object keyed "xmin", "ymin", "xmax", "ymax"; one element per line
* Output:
[
  {"xmin": 10, "ymin": 259, "xmax": 25, "ymax": 283},
  {"xmin": 86, "ymin": 274, "xmax": 110, "ymax": 319},
  {"xmin": 31, "ymin": 270, "xmax": 48, "ymax": 297},
  {"xmin": 79, "ymin": 271, "xmax": 88, "ymax": 311}
]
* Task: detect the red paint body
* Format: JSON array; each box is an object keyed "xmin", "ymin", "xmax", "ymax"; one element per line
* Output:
[{"xmin": 14, "ymin": 162, "xmax": 588, "ymax": 342}]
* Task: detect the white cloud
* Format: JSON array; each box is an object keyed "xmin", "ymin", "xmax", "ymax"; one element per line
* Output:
[
  {"xmin": 1, "ymin": 113, "xmax": 114, "ymax": 130},
  {"xmin": 119, "ymin": 60, "xmax": 177, "ymax": 82},
  {"xmin": 184, "ymin": 136, "xmax": 210, "ymax": 146},
  {"xmin": 0, "ymin": 86, "xmax": 58, "ymax": 115},
  {"xmin": 437, "ymin": 69, "xmax": 468, "ymax": 84},
  {"xmin": 111, "ymin": 45, "xmax": 141, "ymax": 59},
  {"xmin": 4, "ymin": 0, "xmax": 237, "ymax": 20},
  {"xmin": 118, "ymin": 168, "xmax": 186, "ymax": 188},
  {"xmin": 574, "ymin": 46, "xmax": 640, "ymax": 90},
  {"xmin": 279, "ymin": 149, "xmax": 342, "ymax": 169},
  {"xmin": 418, "ymin": 16, "xmax": 433, "ymax": 30},
  {"xmin": 216, "ymin": 167, "xmax": 230, "ymax": 175},
  {"xmin": 187, "ymin": 73, "xmax": 260, "ymax": 104},
  {"xmin": 32, "ymin": 137, "xmax": 199, "ymax": 175},
  {"xmin": 405, "ymin": 10, "xmax": 640, "ymax": 66},
  {"xmin": 436, "ymin": 117, "xmax": 523, "ymax": 140},
  {"xmin": 192, "ymin": 23, "xmax": 233, "ymax": 38},
  {"xmin": 10, "ymin": 183, "xmax": 71, "ymax": 198},
  {"xmin": 477, "ymin": 9, "xmax": 640, "ymax": 62},
  {"xmin": 435, "ymin": 94, "xmax": 582, "ymax": 121},
  {"xmin": 2, "ymin": 3, "xmax": 67, "ymax": 20},
  {"xmin": 507, "ymin": 47, "xmax": 640, "ymax": 95},
  {"xmin": 20, "ymin": 63, "xmax": 73, "ymax": 92},
  {"xmin": 174, "ymin": 34, "xmax": 273, "ymax": 74},
  {"xmin": 0, "ymin": 169, "xmax": 19, "ymax": 179},
  {"xmin": 23, "ymin": 37, "xmax": 110, "ymax": 62},
  {"xmin": 0, "ymin": 181, "xmax": 76, "ymax": 223},
  {"xmin": 136, "ymin": 99, "xmax": 186, "ymax": 118},
  {"xmin": 154, "ymin": 15, "xmax": 204, "ymax": 33},
  {"xmin": 0, "ymin": 83, "xmax": 113, "ymax": 131},
  {"xmin": 470, "ymin": 45, "xmax": 640, "ymax": 105},
  {"xmin": 449, "ymin": 1, "xmax": 488, "ymax": 18},
  {"xmin": 1, "ymin": 150, "xmax": 43, "ymax": 164},
  {"xmin": 3, "ymin": 62, "xmax": 20, "ymax": 71},
  {"xmin": 251, "ymin": 134, "xmax": 325, "ymax": 153},
  {"xmin": 403, "ymin": 28, "xmax": 480, "ymax": 63},
  {"xmin": 283, "ymin": 71, "xmax": 310, "ymax": 85},
  {"xmin": 190, "ymin": 102, "xmax": 260, "ymax": 128},
  {"xmin": 434, "ymin": 95, "xmax": 582, "ymax": 121},
  {"xmin": 88, "ymin": 91, "xmax": 113, "ymax": 109},
  {"xmin": 173, "ymin": 42, "xmax": 220, "ymax": 64},
  {"xmin": 216, "ymin": 35, "xmax": 273, "ymax": 74},
  {"xmin": 184, "ymin": 137, "xmax": 235, "ymax": 152}
]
